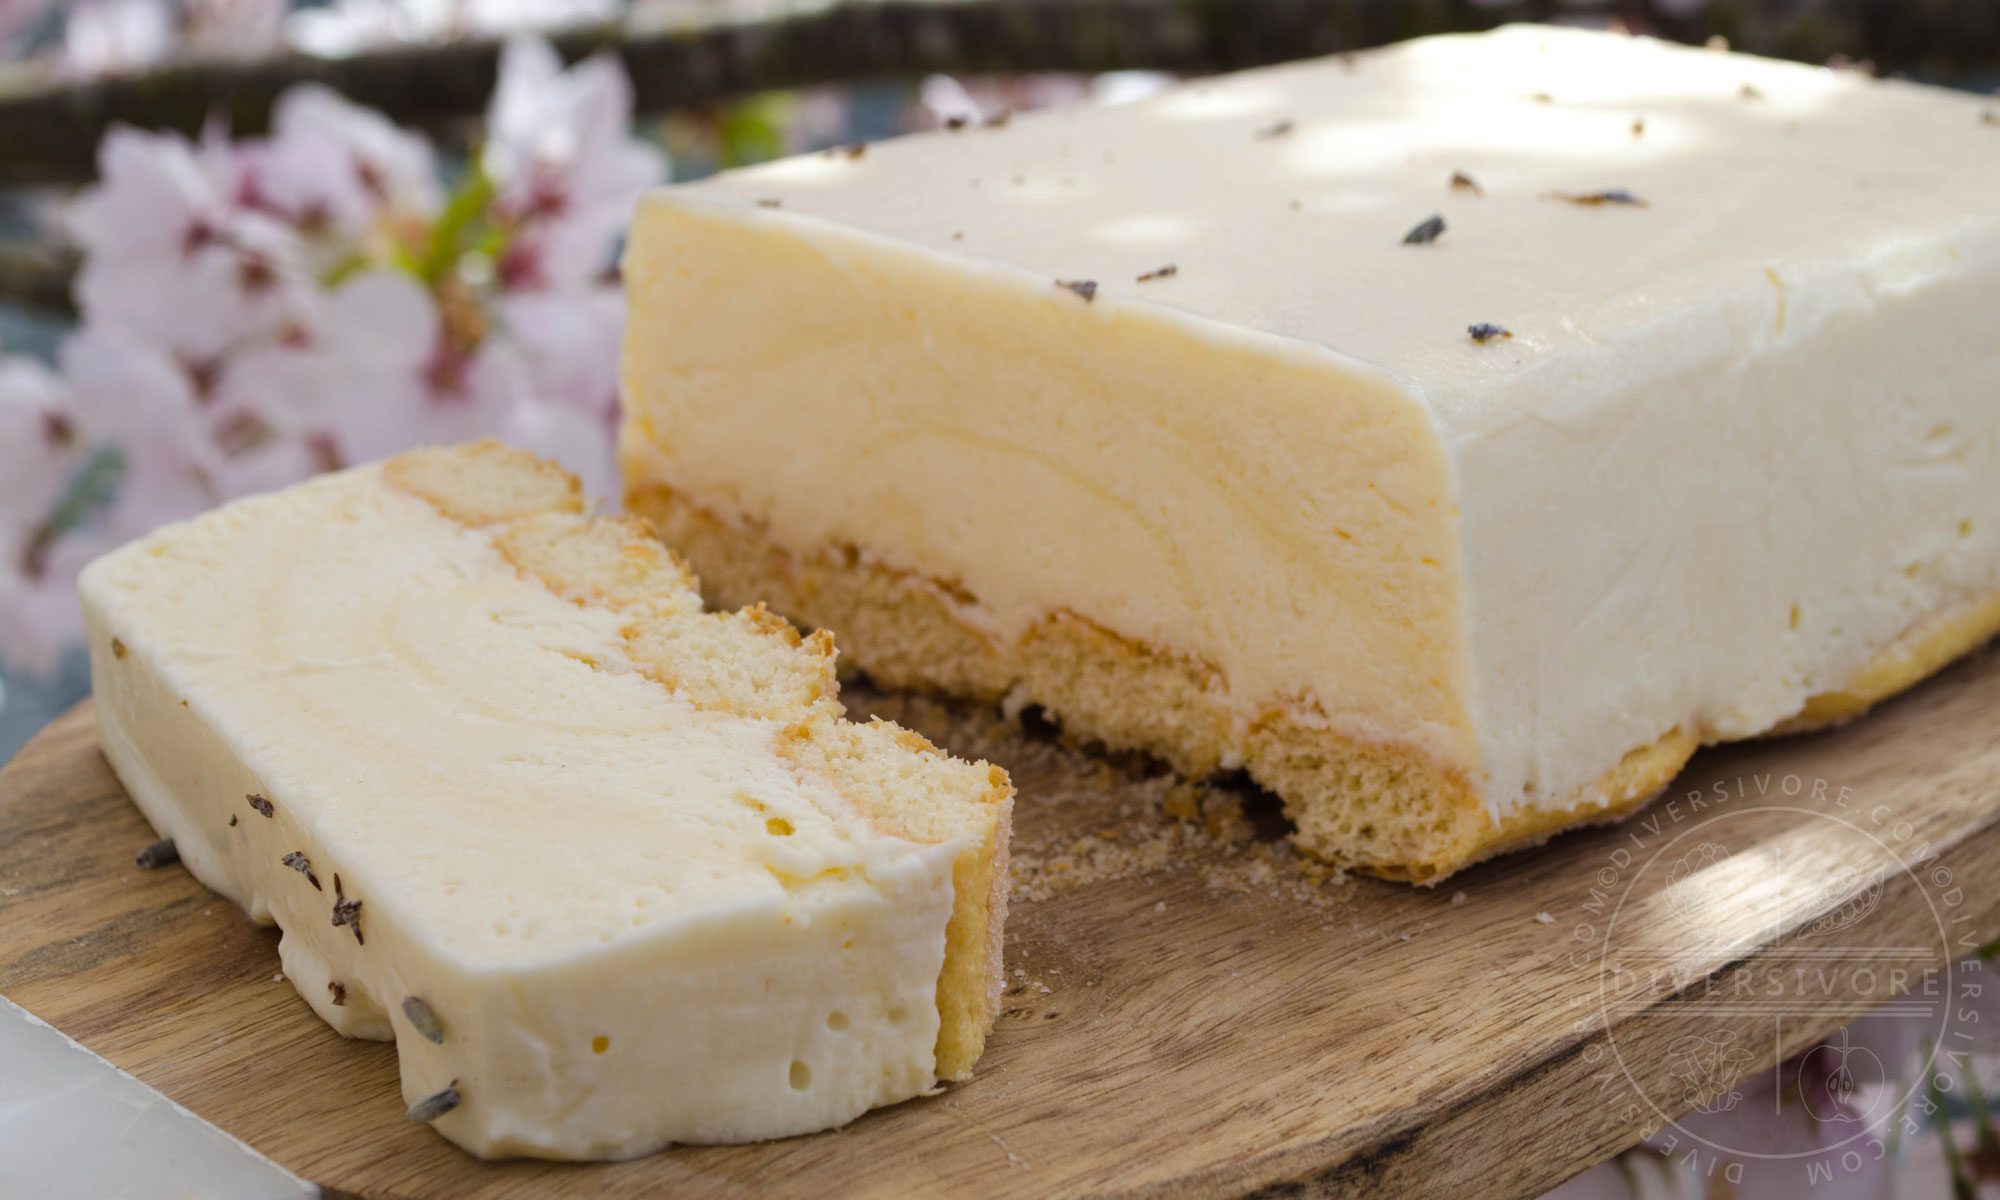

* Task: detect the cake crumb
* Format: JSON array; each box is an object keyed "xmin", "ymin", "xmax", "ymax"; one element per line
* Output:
[
  {"xmin": 1450, "ymin": 891, "xmax": 1467, "ymax": 905},
  {"xmin": 856, "ymin": 688, "xmax": 1353, "ymax": 913},
  {"xmin": 1535, "ymin": 911, "xmax": 1556, "ymax": 925}
]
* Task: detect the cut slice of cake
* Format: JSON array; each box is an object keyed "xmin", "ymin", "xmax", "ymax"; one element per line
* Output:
[
  {"xmin": 78, "ymin": 441, "xmax": 1012, "ymax": 1159},
  {"xmin": 619, "ymin": 24, "xmax": 2000, "ymax": 883}
]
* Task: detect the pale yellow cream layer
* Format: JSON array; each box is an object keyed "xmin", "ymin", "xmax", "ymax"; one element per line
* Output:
[{"xmin": 621, "ymin": 206, "xmax": 1476, "ymax": 775}]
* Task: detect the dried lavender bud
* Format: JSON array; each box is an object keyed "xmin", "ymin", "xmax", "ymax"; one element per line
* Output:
[
  {"xmin": 1403, "ymin": 214, "xmax": 1447, "ymax": 245},
  {"xmin": 332, "ymin": 874, "xmax": 364, "ymax": 945},
  {"xmin": 402, "ymin": 996, "xmax": 446, "ymax": 1044},
  {"xmin": 842, "ymin": 141, "xmax": 866, "ymax": 159},
  {"xmin": 328, "ymin": 981, "xmax": 347, "ymax": 1007},
  {"xmin": 333, "ymin": 900, "xmax": 364, "ymax": 943},
  {"xmin": 228, "ymin": 815, "xmax": 238, "ymax": 827},
  {"xmin": 111, "ymin": 638, "xmax": 127, "ymax": 660},
  {"xmin": 134, "ymin": 839, "xmax": 178, "ymax": 869},
  {"xmin": 405, "ymin": 1082, "xmax": 461, "ymax": 1123},
  {"xmin": 1449, "ymin": 171, "xmax": 1483, "ymax": 196},
  {"xmin": 1546, "ymin": 189, "xmax": 1647, "ymax": 207},
  {"xmin": 1055, "ymin": 279, "xmax": 1098, "ymax": 302},
  {"xmin": 1254, "ymin": 119, "xmax": 1294, "ymax": 139},
  {"xmin": 282, "ymin": 851, "xmax": 322, "ymax": 891},
  {"xmin": 1136, "ymin": 264, "xmax": 1178, "ymax": 283},
  {"xmin": 944, "ymin": 115, "xmax": 969, "ymax": 131},
  {"xmin": 1468, "ymin": 323, "xmax": 1513, "ymax": 344},
  {"xmin": 247, "ymin": 794, "xmax": 274, "ymax": 818}
]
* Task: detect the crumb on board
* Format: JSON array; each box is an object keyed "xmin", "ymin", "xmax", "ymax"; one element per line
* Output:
[{"xmin": 852, "ymin": 688, "xmax": 1353, "ymax": 912}]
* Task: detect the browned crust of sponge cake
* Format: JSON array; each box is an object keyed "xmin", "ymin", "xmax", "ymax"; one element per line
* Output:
[
  {"xmin": 629, "ymin": 480, "xmax": 2000, "ymax": 885},
  {"xmin": 383, "ymin": 442, "xmax": 1011, "ymax": 1080}
]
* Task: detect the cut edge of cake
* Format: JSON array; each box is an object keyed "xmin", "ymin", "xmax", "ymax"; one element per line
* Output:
[
  {"xmin": 627, "ymin": 480, "xmax": 2000, "ymax": 884},
  {"xmin": 382, "ymin": 441, "xmax": 1013, "ymax": 1081}
]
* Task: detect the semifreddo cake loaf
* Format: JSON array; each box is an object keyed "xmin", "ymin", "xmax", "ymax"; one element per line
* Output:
[
  {"xmin": 77, "ymin": 441, "xmax": 1013, "ymax": 1159},
  {"xmin": 618, "ymin": 24, "xmax": 2000, "ymax": 883}
]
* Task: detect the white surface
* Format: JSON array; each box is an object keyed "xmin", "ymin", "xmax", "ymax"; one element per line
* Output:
[
  {"xmin": 625, "ymin": 25, "xmax": 2000, "ymax": 815},
  {"xmin": 78, "ymin": 463, "xmax": 963, "ymax": 1158},
  {"xmin": 0, "ymin": 995, "xmax": 315, "ymax": 1199}
]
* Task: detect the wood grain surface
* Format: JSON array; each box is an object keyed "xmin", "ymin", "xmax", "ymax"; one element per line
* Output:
[{"xmin": 5, "ymin": 648, "xmax": 2000, "ymax": 1199}]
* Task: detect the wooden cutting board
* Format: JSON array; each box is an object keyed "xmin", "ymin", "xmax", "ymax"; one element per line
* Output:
[{"xmin": 6, "ymin": 649, "xmax": 2000, "ymax": 1199}]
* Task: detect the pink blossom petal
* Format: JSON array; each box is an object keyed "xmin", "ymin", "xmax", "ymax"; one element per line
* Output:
[
  {"xmin": 179, "ymin": 0, "xmax": 284, "ymax": 61},
  {"xmin": 60, "ymin": 0, "xmax": 174, "ymax": 79},
  {"xmin": 483, "ymin": 35, "xmax": 665, "ymax": 289},
  {"xmin": 494, "ymin": 285, "xmax": 623, "ymax": 420},
  {"xmin": 69, "ymin": 128, "xmax": 318, "ymax": 362},
  {"xmin": 493, "ymin": 397, "xmax": 617, "ymax": 504},
  {"xmin": 0, "ymin": 359, "xmax": 81, "ymax": 537},
  {"xmin": 264, "ymin": 84, "xmax": 441, "ymax": 238}
]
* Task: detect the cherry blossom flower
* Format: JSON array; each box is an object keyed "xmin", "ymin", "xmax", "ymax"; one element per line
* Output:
[
  {"xmin": 3, "ymin": 33, "xmax": 663, "ymax": 676},
  {"xmin": 459, "ymin": 0, "xmax": 617, "ymax": 38},
  {"xmin": 483, "ymin": 35, "xmax": 665, "ymax": 291},
  {"xmin": 206, "ymin": 270, "xmax": 442, "ymax": 471},
  {"xmin": 492, "ymin": 378, "xmax": 620, "ymax": 500},
  {"xmin": 59, "ymin": 0, "xmax": 174, "ymax": 78},
  {"xmin": 494, "ymin": 285, "xmax": 624, "ymax": 421},
  {"xmin": 919, "ymin": 74, "xmax": 985, "ymax": 128},
  {"xmin": 283, "ymin": 0, "xmax": 415, "ymax": 58},
  {"xmin": 179, "ymin": 0, "xmax": 286, "ymax": 60},
  {"xmin": 68, "ymin": 126, "xmax": 315, "ymax": 364},
  {"xmin": 286, "ymin": 0, "xmax": 617, "ymax": 59},
  {"xmin": 0, "ymin": 361, "xmax": 91, "ymax": 676},
  {"xmin": 252, "ymin": 85, "xmax": 442, "ymax": 256},
  {"xmin": 57, "ymin": 330, "xmax": 220, "ymax": 539}
]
